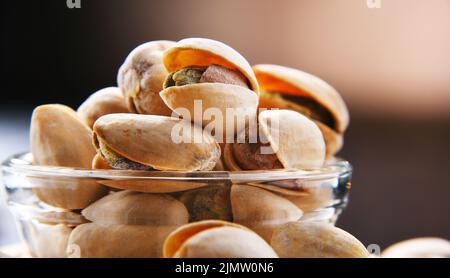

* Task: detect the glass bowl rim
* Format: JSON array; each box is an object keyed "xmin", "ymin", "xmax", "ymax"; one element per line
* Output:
[{"xmin": 2, "ymin": 152, "xmax": 352, "ymax": 182}]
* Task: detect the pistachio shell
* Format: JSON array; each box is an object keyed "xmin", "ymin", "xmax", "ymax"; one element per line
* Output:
[
  {"xmin": 67, "ymin": 223, "xmax": 175, "ymax": 258},
  {"xmin": 117, "ymin": 41, "xmax": 175, "ymax": 115},
  {"xmin": 253, "ymin": 64, "xmax": 349, "ymax": 133},
  {"xmin": 82, "ymin": 191, "xmax": 189, "ymax": 226},
  {"xmin": 231, "ymin": 184, "xmax": 303, "ymax": 242},
  {"xmin": 163, "ymin": 38, "xmax": 259, "ymax": 92},
  {"xmin": 179, "ymin": 184, "xmax": 232, "ymax": 221},
  {"xmin": 315, "ymin": 121, "xmax": 343, "ymax": 159},
  {"xmin": 382, "ymin": 238, "xmax": 450, "ymax": 258},
  {"xmin": 77, "ymin": 87, "xmax": 129, "ymax": 128},
  {"xmin": 271, "ymin": 221, "xmax": 370, "ymax": 258},
  {"xmin": 92, "ymin": 153, "xmax": 112, "ymax": 169},
  {"xmin": 93, "ymin": 114, "xmax": 221, "ymax": 171},
  {"xmin": 31, "ymin": 223, "xmax": 72, "ymax": 258},
  {"xmin": 163, "ymin": 220, "xmax": 278, "ymax": 258},
  {"xmin": 259, "ymin": 110, "xmax": 325, "ymax": 169},
  {"xmin": 35, "ymin": 210, "xmax": 88, "ymax": 227},
  {"xmin": 30, "ymin": 104, "xmax": 108, "ymax": 209},
  {"xmin": 160, "ymin": 83, "xmax": 258, "ymax": 140},
  {"xmin": 98, "ymin": 179, "xmax": 208, "ymax": 193}
]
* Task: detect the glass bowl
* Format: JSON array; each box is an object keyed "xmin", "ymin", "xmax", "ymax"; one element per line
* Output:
[{"xmin": 1, "ymin": 152, "xmax": 352, "ymax": 258}]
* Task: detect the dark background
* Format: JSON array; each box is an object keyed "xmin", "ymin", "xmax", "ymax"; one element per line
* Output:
[{"xmin": 1, "ymin": 0, "xmax": 449, "ymax": 248}]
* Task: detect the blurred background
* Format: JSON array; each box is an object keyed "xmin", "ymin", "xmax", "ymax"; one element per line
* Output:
[{"xmin": 1, "ymin": 0, "xmax": 449, "ymax": 249}]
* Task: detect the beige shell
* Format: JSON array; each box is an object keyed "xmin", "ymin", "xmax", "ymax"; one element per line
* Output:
[
  {"xmin": 30, "ymin": 223, "xmax": 72, "ymax": 258},
  {"xmin": 93, "ymin": 113, "xmax": 221, "ymax": 171},
  {"xmin": 382, "ymin": 238, "xmax": 450, "ymax": 258},
  {"xmin": 315, "ymin": 121, "xmax": 343, "ymax": 159},
  {"xmin": 271, "ymin": 221, "xmax": 370, "ymax": 258},
  {"xmin": 230, "ymin": 184, "xmax": 303, "ymax": 242},
  {"xmin": 160, "ymin": 82, "xmax": 258, "ymax": 140},
  {"xmin": 82, "ymin": 190, "xmax": 189, "ymax": 226},
  {"xmin": 30, "ymin": 104, "xmax": 108, "ymax": 209},
  {"xmin": 77, "ymin": 87, "xmax": 129, "ymax": 128},
  {"xmin": 163, "ymin": 38, "xmax": 259, "ymax": 92},
  {"xmin": 163, "ymin": 220, "xmax": 278, "ymax": 258},
  {"xmin": 117, "ymin": 40, "xmax": 175, "ymax": 115},
  {"xmin": 98, "ymin": 179, "xmax": 208, "ymax": 193},
  {"xmin": 254, "ymin": 64, "xmax": 349, "ymax": 133},
  {"xmin": 92, "ymin": 153, "xmax": 112, "ymax": 169},
  {"xmin": 160, "ymin": 38, "xmax": 259, "ymax": 139},
  {"xmin": 259, "ymin": 110, "xmax": 326, "ymax": 169},
  {"xmin": 67, "ymin": 223, "xmax": 175, "ymax": 258},
  {"xmin": 35, "ymin": 210, "xmax": 88, "ymax": 227},
  {"xmin": 282, "ymin": 186, "xmax": 334, "ymax": 213}
]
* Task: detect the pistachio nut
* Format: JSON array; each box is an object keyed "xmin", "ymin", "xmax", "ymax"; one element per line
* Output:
[
  {"xmin": 382, "ymin": 237, "xmax": 450, "ymax": 258},
  {"xmin": 31, "ymin": 223, "xmax": 72, "ymax": 258},
  {"xmin": 30, "ymin": 104, "xmax": 108, "ymax": 209},
  {"xmin": 230, "ymin": 184, "xmax": 303, "ymax": 242},
  {"xmin": 253, "ymin": 64, "xmax": 349, "ymax": 158},
  {"xmin": 224, "ymin": 110, "xmax": 326, "ymax": 170},
  {"xmin": 179, "ymin": 184, "xmax": 232, "ymax": 221},
  {"xmin": 67, "ymin": 223, "xmax": 174, "ymax": 258},
  {"xmin": 91, "ymin": 153, "xmax": 112, "ymax": 169},
  {"xmin": 163, "ymin": 220, "xmax": 278, "ymax": 258},
  {"xmin": 82, "ymin": 190, "xmax": 189, "ymax": 226},
  {"xmin": 117, "ymin": 40, "xmax": 176, "ymax": 115},
  {"xmin": 93, "ymin": 113, "xmax": 221, "ymax": 171},
  {"xmin": 271, "ymin": 221, "xmax": 370, "ymax": 258},
  {"xmin": 160, "ymin": 38, "xmax": 259, "ymax": 139},
  {"xmin": 77, "ymin": 87, "xmax": 129, "ymax": 128}
]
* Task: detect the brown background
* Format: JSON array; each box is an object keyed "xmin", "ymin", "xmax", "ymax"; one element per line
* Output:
[{"xmin": 1, "ymin": 0, "xmax": 450, "ymax": 248}]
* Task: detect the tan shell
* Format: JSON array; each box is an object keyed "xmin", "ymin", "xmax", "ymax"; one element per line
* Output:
[
  {"xmin": 82, "ymin": 190, "xmax": 189, "ymax": 226},
  {"xmin": 316, "ymin": 121, "xmax": 343, "ymax": 159},
  {"xmin": 271, "ymin": 221, "xmax": 370, "ymax": 258},
  {"xmin": 30, "ymin": 223, "xmax": 72, "ymax": 258},
  {"xmin": 92, "ymin": 153, "xmax": 112, "ymax": 169},
  {"xmin": 230, "ymin": 184, "xmax": 303, "ymax": 242},
  {"xmin": 30, "ymin": 104, "xmax": 108, "ymax": 209},
  {"xmin": 160, "ymin": 83, "xmax": 258, "ymax": 140},
  {"xmin": 77, "ymin": 87, "xmax": 129, "ymax": 128},
  {"xmin": 93, "ymin": 114, "xmax": 221, "ymax": 171},
  {"xmin": 258, "ymin": 110, "xmax": 326, "ymax": 169},
  {"xmin": 67, "ymin": 223, "xmax": 175, "ymax": 258},
  {"xmin": 98, "ymin": 179, "xmax": 208, "ymax": 193},
  {"xmin": 282, "ymin": 186, "xmax": 334, "ymax": 212},
  {"xmin": 254, "ymin": 64, "xmax": 349, "ymax": 133},
  {"xmin": 163, "ymin": 220, "xmax": 278, "ymax": 258},
  {"xmin": 163, "ymin": 38, "xmax": 259, "ymax": 92},
  {"xmin": 382, "ymin": 238, "xmax": 450, "ymax": 258},
  {"xmin": 117, "ymin": 40, "xmax": 175, "ymax": 115},
  {"xmin": 35, "ymin": 210, "xmax": 88, "ymax": 227}
]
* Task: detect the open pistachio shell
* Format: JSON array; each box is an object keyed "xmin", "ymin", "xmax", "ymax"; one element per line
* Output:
[
  {"xmin": 67, "ymin": 223, "xmax": 175, "ymax": 258},
  {"xmin": 160, "ymin": 38, "xmax": 259, "ymax": 139},
  {"xmin": 271, "ymin": 221, "xmax": 370, "ymax": 258},
  {"xmin": 92, "ymin": 153, "xmax": 112, "ymax": 169},
  {"xmin": 77, "ymin": 87, "xmax": 129, "ymax": 128},
  {"xmin": 179, "ymin": 184, "xmax": 232, "ymax": 221},
  {"xmin": 31, "ymin": 223, "xmax": 72, "ymax": 258},
  {"xmin": 30, "ymin": 104, "xmax": 108, "ymax": 209},
  {"xmin": 254, "ymin": 64, "xmax": 349, "ymax": 133},
  {"xmin": 117, "ymin": 40, "xmax": 175, "ymax": 115},
  {"xmin": 382, "ymin": 238, "xmax": 450, "ymax": 258},
  {"xmin": 82, "ymin": 190, "xmax": 189, "ymax": 226},
  {"xmin": 35, "ymin": 210, "xmax": 88, "ymax": 227},
  {"xmin": 93, "ymin": 114, "xmax": 221, "ymax": 171},
  {"xmin": 98, "ymin": 179, "xmax": 208, "ymax": 193},
  {"xmin": 259, "ymin": 110, "xmax": 326, "ymax": 169},
  {"xmin": 163, "ymin": 220, "xmax": 278, "ymax": 258},
  {"xmin": 315, "ymin": 121, "xmax": 343, "ymax": 159},
  {"xmin": 231, "ymin": 184, "xmax": 303, "ymax": 242}
]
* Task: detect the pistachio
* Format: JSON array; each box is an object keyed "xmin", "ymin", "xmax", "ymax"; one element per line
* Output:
[
  {"xmin": 91, "ymin": 153, "xmax": 112, "ymax": 169},
  {"xmin": 117, "ymin": 40, "xmax": 175, "ymax": 115},
  {"xmin": 160, "ymin": 38, "xmax": 259, "ymax": 139},
  {"xmin": 254, "ymin": 64, "xmax": 349, "ymax": 158},
  {"xmin": 30, "ymin": 104, "xmax": 108, "ymax": 209},
  {"xmin": 382, "ymin": 238, "xmax": 450, "ymax": 258},
  {"xmin": 93, "ymin": 114, "xmax": 221, "ymax": 171},
  {"xmin": 82, "ymin": 190, "xmax": 189, "ymax": 226},
  {"xmin": 163, "ymin": 220, "xmax": 278, "ymax": 258},
  {"xmin": 224, "ymin": 110, "xmax": 326, "ymax": 170},
  {"xmin": 179, "ymin": 184, "xmax": 232, "ymax": 222},
  {"xmin": 77, "ymin": 87, "xmax": 129, "ymax": 129},
  {"xmin": 67, "ymin": 223, "xmax": 175, "ymax": 258},
  {"xmin": 271, "ymin": 221, "xmax": 370, "ymax": 258},
  {"xmin": 31, "ymin": 223, "xmax": 72, "ymax": 258},
  {"xmin": 35, "ymin": 210, "xmax": 88, "ymax": 227},
  {"xmin": 231, "ymin": 184, "xmax": 303, "ymax": 242}
]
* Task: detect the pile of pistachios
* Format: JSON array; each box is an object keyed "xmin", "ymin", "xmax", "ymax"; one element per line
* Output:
[{"xmin": 28, "ymin": 38, "xmax": 369, "ymax": 258}]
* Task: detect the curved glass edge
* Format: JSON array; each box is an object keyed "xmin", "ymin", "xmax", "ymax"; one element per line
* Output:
[{"xmin": 2, "ymin": 152, "xmax": 352, "ymax": 181}]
